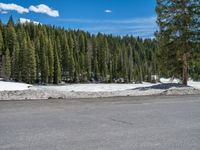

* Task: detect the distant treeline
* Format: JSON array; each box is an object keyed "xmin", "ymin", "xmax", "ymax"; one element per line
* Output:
[{"xmin": 0, "ymin": 17, "xmax": 199, "ymax": 84}]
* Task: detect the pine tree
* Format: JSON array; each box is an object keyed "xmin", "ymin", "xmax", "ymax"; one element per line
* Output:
[
  {"xmin": 133, "ymin": 42, "xmax": 143, "ymax": 83},
  {"xmin": 68, "ymin": 51, "xmax": 75, "ymax": 81},
  {"xmin": 5, "ymin": 21, "xmax": 17, "ymax": 56},
  {"xmin": 53, "ymin": 45, "xmax": 61, "ymax": 84},
  {"xmin": 0, "ymin": 29, "xmax": 3, "ymax": 61},
  {"xmin": 122, "ymin": 43, "xmax": 129, "ymax": 82},
  {"xmin": 39, "ymin": 34, "xmax": 49, "ymax": 83},
  {"xmin": 97, "ymin": 35, "xmax": 109, "ymax": 81},
  {"xmin": 7, "ymin": 16, "xmax": 14, "ymax": 27},
  {"xmin": 19, "ymin": 34, "xmax": 36, "ymax": 83},
  {"xmin": 62, "ymin": 35, "xmax": 70, "ymax": 80},
  {"xmin": 41, "ymin": 52, "xmax": 49, "ymax": 84},
  {"xmin": 127, "ymin": 44, "xmax": 133, "ymax": 82},
  {"xmin": 156, "ymin": 0, "xmax": 199, "ymax": 85},
  {"xmin": 47, "ymin": 39, "xmax": 54, "ymax": 83},
  {"xmin": 79, "ymin": 33, "xmax": 87, "ymax": 79},
  {"xmin": 85, "ymin": 38, "xmax": 92, "ymax": 80},
  {"xmin": 189, "ymin": 0, "xmax": 200, "ymax": 81},
  {"xmin": 103, "ymin": 38, "xmax": 109, "ymax": 81},
  {"xmin": 92, "ymin": 38, "xmax": 100, "ymax": 81},
  {"xmin": 112, "ymin": 43, "xmax": 120, "ymax": 80},
  {"xmin": 68, "ymin": 33, "xmax": 74, "ymax": 51},
  {"xmin": 5, "ymin": 48, "xmax": 11, "ymax": 80},
  {"xmin": 73, "ymin": 34, "xmax": 80, "ymax": 82},
  {"xmin": 0, "ymin": 20, "xmax": 3, "ymax": 30},
  {"xmin": 34, "ymin": 37, "xmax": 40, "ymax": 83},
  {"xmin": 68, "ymin": 34, "xmax": 75, "ymax": 81},
  {"xmin": 12, "ymin": 42, "xmax": 20, "ymax": 81},
  {"xmin": 55, "ymin": 36, "xmax": 62, "ymax": 66},
  {"xmin": 27, "ymin": 36, "xmax": 36, "ymax": 83},
  {"xmin": 19, "ymin": 34, "xmax": 28, "ymax": 82}
]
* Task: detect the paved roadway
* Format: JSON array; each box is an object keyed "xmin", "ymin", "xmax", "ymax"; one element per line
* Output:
[{"xmin": 0, "ymin": 95, "xmax": 200, "ymax": 150}]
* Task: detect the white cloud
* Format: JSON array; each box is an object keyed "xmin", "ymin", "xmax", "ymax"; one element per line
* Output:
[
  {"xmin": 57, "ymin": 16, "xmax": 157, "ymax": 38},
  {"xmin": 29, "ymin": 4, "xmax": 59, "ymax": 17},
  {"xmin": 108, "ymin": 17, "xmax": 156, "ymax": 24},
  {"xmin": 58, "ymin": 17, "xmax": 156, "ymax": 25},
  {"xmin": 0, "ymin": 3, "xmax": 59, "ymax": 17},
  {"xmin": 104, "ymin": 9, "xmax": 112, "ymax": 13},
  {"xmin": 0, "ymin": 3, "xmax": 29, "ymax": 14}
]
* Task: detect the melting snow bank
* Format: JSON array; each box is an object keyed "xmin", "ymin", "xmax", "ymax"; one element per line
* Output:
[
  {"xmin": 0, "ymin": 80, "xmax": 200, "ymax": 100},
  {"xmin": 0, "ymin": 83, "xmax": 200, "ymax": 100}
]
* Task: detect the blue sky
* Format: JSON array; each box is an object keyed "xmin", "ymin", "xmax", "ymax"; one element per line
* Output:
[{"xmin": 0, "ymin": 0, "xmax": 157, "ymax": 38}]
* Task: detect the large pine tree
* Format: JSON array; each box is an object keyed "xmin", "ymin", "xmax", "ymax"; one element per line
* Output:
[
  {"xmin": 5, "ymin": 18, "xmax": 17, "ymax": 56},
  {"xmin": 156, "ymin": 0, "xmax": 199, "ymax": 85}
]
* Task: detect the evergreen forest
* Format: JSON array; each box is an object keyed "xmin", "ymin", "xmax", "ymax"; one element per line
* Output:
[{"xmin": 0, "ymin": 15, "xmax": 199, "ymax": 85}]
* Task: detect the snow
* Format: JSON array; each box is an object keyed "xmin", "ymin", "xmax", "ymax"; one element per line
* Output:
[
  {"xmin": 160, "ymin": 78, "xmax": 180, "ymax": 84},
  {"xmin": 0, "ymin": 81, "xmax": 158, "ymax": 92},
  {"xmin": 0, "ymin": 81, "xmax": 32, "ymax": 91},
  {"xmin": 188, "ymin": 80, "xmax": 200, "ymax": 89},
  {"xmin": 35, "ymin": 82, "xmax": 158, "ymax": 92},
  {"xmin": 36, "ymin": 79, "xmax": 200, "ymax": 92},
  {"xmin": 0, "ymin": 79, "xmax": 200, "ymax": 92},
  {"xmin": 18, "ymin": 18, "xmax": 40, "ymax": 25}
]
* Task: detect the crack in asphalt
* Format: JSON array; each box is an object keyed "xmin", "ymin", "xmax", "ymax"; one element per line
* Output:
[{"xmin": 110, "ymin": 118, "xmax": 134, "ymax": 126}]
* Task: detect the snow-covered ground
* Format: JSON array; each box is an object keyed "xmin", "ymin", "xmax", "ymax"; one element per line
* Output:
[
  {"xmin": 0, "ymin": 79, "xmax": 200, "ymax": 92},
  {"xmin": 0, "ymin": 81, "xmax": 32, "ymax": 91},
  {"xmin": 0, "ymin": 79, "xmax": 200, "ymax": 100},
  {"xmin": 34, "ymin": 82, "xmax": 157, "ymax": 92},
  {"xmin": 0, "ymin": 78, "xmax": 200, "ymax": 92}
]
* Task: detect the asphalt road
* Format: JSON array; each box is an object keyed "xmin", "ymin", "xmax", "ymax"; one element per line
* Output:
[{"xmin": 0, "ymin": 95, "xmax": 200, "ymax": 150}]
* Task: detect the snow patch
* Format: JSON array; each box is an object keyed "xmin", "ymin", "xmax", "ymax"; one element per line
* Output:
[
  {"xmin": 188, "ymin": 80, "xmax": 200, "ymax": 89},
  {"xmin": 0, "ymin": 81, "xmax": 32, "ymax": 91},
  {"xmin": 18, "ymin": 18, "xmax": 40, "ymax": 25},
  {"xmin": 160, "ymin": 78, "xmax": 180, "ymax": 84}
]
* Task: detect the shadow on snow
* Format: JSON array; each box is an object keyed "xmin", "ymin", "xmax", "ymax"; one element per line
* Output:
[{"xmin": 132, "ymin": 83, "xmax": 189, "ymax": 91}]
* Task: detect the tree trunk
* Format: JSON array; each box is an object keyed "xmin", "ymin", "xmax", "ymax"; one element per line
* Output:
[{"xmin": 182, "ymin": 53, "xmax": 188, "ymax": 86}]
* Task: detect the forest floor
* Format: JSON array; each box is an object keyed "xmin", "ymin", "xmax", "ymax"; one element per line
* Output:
[{"xmin": 0, "ymin": 78, "xmax": 200, "ymax": 100}]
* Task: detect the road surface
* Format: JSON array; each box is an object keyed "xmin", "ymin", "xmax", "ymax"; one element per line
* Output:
[{"xmin": 0, "ymin": 95, "xmax": 200, "ymax": 150}]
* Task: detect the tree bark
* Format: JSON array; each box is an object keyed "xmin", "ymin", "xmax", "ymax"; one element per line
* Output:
[{"xmin": 182, "ymin": 53, "xmax": 188, "ymax": 86}]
